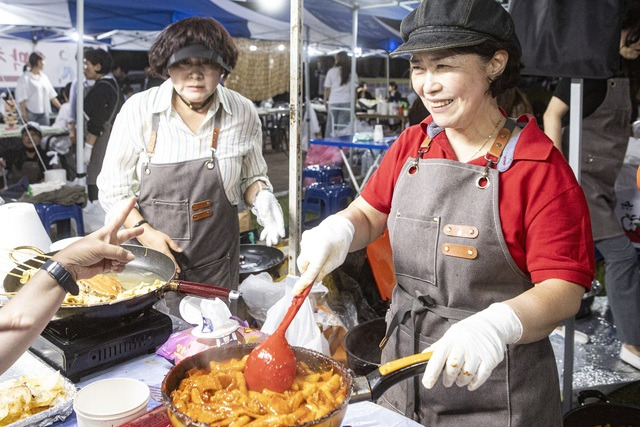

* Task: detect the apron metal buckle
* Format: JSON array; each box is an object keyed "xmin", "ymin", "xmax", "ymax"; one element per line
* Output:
[
  {"xmin": 206, "ymin": 159, "xmax": 215, "ymax": 170},
  {"xmin": 476, "ymin": 158, "xmax": 493, "ymax": 189}
]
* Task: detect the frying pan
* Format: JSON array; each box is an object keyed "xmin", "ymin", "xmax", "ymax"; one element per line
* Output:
[
  {"xmin": 161, "ymin": 343, "xmax": 430, "ymax": 427},
  {"xmin": 1, "ymin": 244, "xmax": 240, "ymax": 324}
]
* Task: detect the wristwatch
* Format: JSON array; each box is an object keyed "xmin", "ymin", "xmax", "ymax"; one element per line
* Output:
[{"xmin": 41, "ymin": 259, "xmax": 80, "ymax": 295}]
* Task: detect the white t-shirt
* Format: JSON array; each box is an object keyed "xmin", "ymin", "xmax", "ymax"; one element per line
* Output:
[
  {"xmin": 15, "ymin": 71, "xmax": 57, "ymax": 115},
  {"xmin": 324, "ymin": 66, "xmax": 357, "ymax": 104}
]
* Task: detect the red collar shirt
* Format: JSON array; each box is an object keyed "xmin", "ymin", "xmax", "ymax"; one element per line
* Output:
[{"xmin": 361, "ymin": 114, "xmax": 594, "ymax": 289}]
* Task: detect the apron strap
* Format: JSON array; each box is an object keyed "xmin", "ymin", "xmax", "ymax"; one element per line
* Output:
[
  {"xmin": 485, "ymin": 118, "xmax": 517, "ymax": 161},
  {"xmin": 146, "ymin": 114, "xmax": 160, "ymax": 155},
  {"xmin": 145, "ymin": 103, "xmax": 224, "ymax": 171},
  {"xmin": 381, "ymin": 286, "xmax": 475, "ymax": 421},
  {"xmin": 380, "ymin": 289, "xmax": 475, "ymax": 349}
]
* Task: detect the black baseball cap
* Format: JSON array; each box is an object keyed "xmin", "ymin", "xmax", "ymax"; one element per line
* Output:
[{"xmin": 390, "ymin": 0, "xmax": 521, "ymax": 57}]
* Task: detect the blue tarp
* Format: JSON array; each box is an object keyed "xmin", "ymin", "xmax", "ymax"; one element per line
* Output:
[{"xmin": 2, "ymin": 0, "xmax": 407, "ymax": 51}]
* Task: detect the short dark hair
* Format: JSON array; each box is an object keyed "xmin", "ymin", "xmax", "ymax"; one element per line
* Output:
[
  {"xmin": 444, "ymin": 38, "xmax": 522, "ymax": 98},
  {"xmin": 28, "ymin": 51, "xmax": 45, "ymax": 68},
  {"xmin": 84, "ymin": 48, "xmax": 113, "ymax": 75},
  {"xmin": 148, "ymin": 17, "xmax": 238, "ymax": 78}
]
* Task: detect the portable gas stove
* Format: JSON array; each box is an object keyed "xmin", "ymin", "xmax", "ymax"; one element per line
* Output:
[{"xmin": 29, "ymin": 309, "xmax": 172, "ymax": 382}]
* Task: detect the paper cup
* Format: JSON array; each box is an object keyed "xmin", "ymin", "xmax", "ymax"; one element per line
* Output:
[{"xmin": 373, "ymin": 125, "xmax": 384, "ymax": 142}]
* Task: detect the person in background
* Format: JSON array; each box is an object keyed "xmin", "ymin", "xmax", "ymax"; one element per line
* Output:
[
  {"xmin": 324, "ymin": 51, "xmax": 357, "ymax": 136},
  {"xmin": 15, "ymin": 52, "xmax": 62, "ymax": 126},
  {"xmin": 112, "ymin": 63, "xmax": 128, "ymax": 87},
  {"xmin": 97, "ymin": 17, "xmax": 284, "ymax": 315},
  {"xmin": 49, "ymin": 83, "xmax": 75, "ymax": 180},
  {"xmin": 0, "ymin": 197, "xmax": 142, "ymax": 374},
  {"xmin": 543, "ymin": 0, "xmax": 640, "ymax": 370},
  {"xmin": 293, "ymin": 0, "xmax": 593, "ymax": 423},
  {"xmin": 407, "ymin": 98, "xmax": 429, "ymax": 126},
  {"xmin": 6, "ymin": 122, "xmax": 48, "ymax": 185},
  {"xmin": 387, "ymin": 81, "xmax": 403, "ymax": 103},
  {"xmin": 67, "ymin": 47, "xmax": 94, "ymax": 147},
  {"xmin": 497, "ymin": 87, "xmax": 533, "ymax": 117},
  {"xmin": 82, "ymin": 48, "xmax": 122, "ymax": 202},
  {"xmin": 356, "ymin": 82, "xmax": 374, "ymax": 100}
]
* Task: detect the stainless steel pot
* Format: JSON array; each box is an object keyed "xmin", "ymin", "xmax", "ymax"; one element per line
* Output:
[{"xmin": 2, "ymin": 244, "xmax": 239, "ymax": 324}]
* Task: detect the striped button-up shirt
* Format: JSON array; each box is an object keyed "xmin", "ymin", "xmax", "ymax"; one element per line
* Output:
[{"xmin": 97, "ymin": 79, "xmax": 271, "ymax": 221}]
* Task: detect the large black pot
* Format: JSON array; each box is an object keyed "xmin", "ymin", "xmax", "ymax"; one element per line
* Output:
[
  {"xmin": 563, "ymin": 389, "xmax": 640, "ymax": 426},
  {"xmin": 238, "ymin": 244, "xmax": 284, "ymax": 281},
  {"xmin": 344, "ymin": 317, "xmax": 386, "ymax": 376}
]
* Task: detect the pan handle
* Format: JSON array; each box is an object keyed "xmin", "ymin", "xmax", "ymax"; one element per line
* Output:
[
  {"xmin": 173, "ymin": 280, "xmax": 239, "ymax": 300},
  {"xmin": 354, "ymin": 352, "xmax": 432, "ymax": 403}
]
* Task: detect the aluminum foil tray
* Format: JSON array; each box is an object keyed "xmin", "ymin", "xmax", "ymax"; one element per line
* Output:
[{"xmin": 0, "ymin": 351, "xmax": 77, "ymax": 427}]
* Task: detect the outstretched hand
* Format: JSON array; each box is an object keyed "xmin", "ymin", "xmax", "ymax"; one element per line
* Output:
[{"xmin": 52, "ymin": 197, "xmax": 144, "ymax": 280}]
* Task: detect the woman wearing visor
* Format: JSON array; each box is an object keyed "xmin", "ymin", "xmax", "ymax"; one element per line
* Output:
[
  {"xmin": 292, "ymin": 0, "xmax": 593, "ymax": 424},
  {"xmin": 97, "ymin": 17, "xmax": 284, "ymax": 304}
]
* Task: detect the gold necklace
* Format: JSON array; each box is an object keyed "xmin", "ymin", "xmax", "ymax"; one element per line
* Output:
[{"xmin": 465, "ymin": 117, "xmax": 504, "ymax": 162}]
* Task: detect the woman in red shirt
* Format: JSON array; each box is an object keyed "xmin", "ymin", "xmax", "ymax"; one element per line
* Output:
[{"xmin": 293, "ymin": 0, "xmax": 594, "ymax": 424}]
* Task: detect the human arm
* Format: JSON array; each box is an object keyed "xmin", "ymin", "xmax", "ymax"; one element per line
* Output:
[
  {"xmin": 50, "ymin": 96, "xmax": 62, "ymax": 111},
  {"xmin": 294, "ymin": 196, "xmax": 388, "ymax": 293},
  {"xmin": 422, "ymin": 148, "xmax": 592, "ymax": 391},
  {"xmin": 241, "ymin": 117, "xmax": 284, "ymax": 246},
  {"xmin": 542, "ymin": 96, "xmax": 568, "ymax": 151},
  {"xmin": 421, "ymin": 279, "xmax": 584, "ymax": 391},
  {"xmin": 14, "ymin": 76, "xmax": 29, "ymax": 121},
  {"xmin": 0, "ymin": 197, "xmax": 143, "ymax": 374},
  {"xmin": 19, "ymin": 100, "xmax": 28, "ymax": 123},
  {"xmin": 96, "ymin": 94, "xmax": 183, "ymax": 273},
  {"xmin": 323, "ymin": 87, "xmax": 330, "ymax": 104}
]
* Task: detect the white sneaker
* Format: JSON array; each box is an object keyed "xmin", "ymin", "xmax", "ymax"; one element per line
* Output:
[{"xmin": 620, "ymin": 344, "xmax": 640, "ymax": 370}]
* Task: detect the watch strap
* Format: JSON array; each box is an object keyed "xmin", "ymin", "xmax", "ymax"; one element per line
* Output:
[{"xmin": 42, "ymin": 259, "xmax": 80, "ymax": 296}]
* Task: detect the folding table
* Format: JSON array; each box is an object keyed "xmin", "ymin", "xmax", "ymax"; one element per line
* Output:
[{"xmin": 309, "ymin": 134, "xmax": 397, "ymax": 194}]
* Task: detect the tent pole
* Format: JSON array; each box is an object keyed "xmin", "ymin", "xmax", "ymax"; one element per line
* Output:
[
  {"xmin": 385, "ymin": 55, "xmax": 389, "ymax": 97},
  {"xmin": 289, "ymin": 0, "xmax": 304, "ymax": 276},
  {"xmin": 75, "ymin": 0, "xmax": 85, "ymax": 186},
  {"xmin": 304, "ymin": 25, "xmax": 311, "ymax": 144},
  {"xmin": 349, "ymin": 6, "xmax": 358, "ymax": 133},
  {"xmin": 562, "ymin": 78, "xmax": 583, "ymax": 413}
]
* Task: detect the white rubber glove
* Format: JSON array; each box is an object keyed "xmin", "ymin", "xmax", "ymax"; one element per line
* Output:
[
  {"xmin": 83, "ymin": 143, "xmax": 93, "ymax": 167},
  {"xmin": 293, "ymin": 214, "xmax": 355, "ymax": 295},
  {"xmin": 251, "ymin": 190, "xmax": 285, "ymax": 246},
  {"xmin": 422, "ymin": 302, "xmax": 523, "ymax": 391}
]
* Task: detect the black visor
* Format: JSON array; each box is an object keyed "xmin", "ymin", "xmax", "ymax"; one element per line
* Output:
[{"xmin": 167, "ymin": 44, "xmax": 232, "ymax": 73}]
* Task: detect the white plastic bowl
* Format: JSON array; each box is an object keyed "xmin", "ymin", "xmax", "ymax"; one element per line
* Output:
[{"xmin": 73, "ymin": 378, "xmax": 150, "ymax": 427}]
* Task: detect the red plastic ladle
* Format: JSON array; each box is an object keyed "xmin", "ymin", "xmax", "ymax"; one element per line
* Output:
[{"xmin": 243, "ymin": 284, "xmax": 314, "ymax": 392}]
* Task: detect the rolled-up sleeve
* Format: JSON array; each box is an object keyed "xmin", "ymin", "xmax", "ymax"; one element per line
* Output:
[{"xmin": 241, "ymin": 115, "xmax": 272, "ymax": 194}]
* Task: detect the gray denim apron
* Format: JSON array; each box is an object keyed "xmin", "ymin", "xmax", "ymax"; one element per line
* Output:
[
  {"xmin": 566, "ymin": 77, "xmax": 631, "ymax": 241},
  {"xmin": 138, "ymin": 108, "xmax": 239, "ymax": 293},
  {"xmin": 379, "ymin": 120, "xmax": 562, "ymax": 426}
]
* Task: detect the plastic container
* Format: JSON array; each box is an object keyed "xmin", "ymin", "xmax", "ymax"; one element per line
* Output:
[
  {"xmin": 73, "ymin": 378, "xmax": 150, "ymax": 427},
  {"xmin": 44, "ymin": 169, "xmax": 67, "ymax": 183}
]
